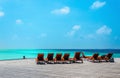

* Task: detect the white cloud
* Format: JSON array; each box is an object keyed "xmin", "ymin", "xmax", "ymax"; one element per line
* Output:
[
  {"xmin": 72, "ymin": 25, "xmax": 80, "ymax": 30},
  {"xmin": 0, "ymin": 11, "xmax": 4, "ymax": 17},
  {"xmin": 67, "ymin": 31, "xmax": 75, "ymax": 36},
  {"xmin": 90, "ymin": 1, "xmax": 106, "ymax": 9},
  {"xmin": 67, "ymin": 25, "xmax": 80, "ymax": 36},
  {"xmin": 51, "ymin": 6, "xmax": 70, "ymax": 15},
  {"xmin": 40, "ymin": 33, "xmax": 47, "ymax": 38},
  {"xmin": 16, "ymin": 19, "xmax": 23, "ymax": 24},
  {"xmin": 96, "ymin": 25, "xmax": 112, "ymax": 35}
]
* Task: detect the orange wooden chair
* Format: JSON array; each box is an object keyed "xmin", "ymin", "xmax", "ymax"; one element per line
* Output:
[
  {"xmin": 36, "ymin": 53, "xmax": 45, "ymax": 64},
  {"xmin": 72, "ymin": 52, "xmax": 83, "ymax": 63},
  {"xmin": 62, "ymin": 53, "xmax": 70, "ymax": 64},
  {"xmin": 45, "ymin": 53, "xmax": 54, "ymax": 64},
  {"xmin": 54, "ymin": 53, "xmax": 63, "ymax": 63},
  {"xmin": 100, "ymin": 53, "xmax": 113, "ymax": 62}
]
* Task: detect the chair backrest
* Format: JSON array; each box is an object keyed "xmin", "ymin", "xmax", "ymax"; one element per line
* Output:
[
  {"xmin": 47, "ymin": 53, "xmax": 54, "ymax": 60},
  {"xmin": 37, "ymin": 54, "xmax": 44, "ymax": 61},
  {"xmin": 101, "ymin": 55, "xmax": 106, "ymax": 59},
  {"xmin": 82, "ymin": 52, "xmax": 85, "ymax": 58},
  {"xmin": 93, "ymin": 53, "xmax": 99, "ymax": 60},
  {"xmin": 74, "ymin": 52, "xmax": 80, "ymax": 60},
  {"xmin": 63, "ymin": 53, "xmax": 70, "ymax": 60},
  {"xmin": 56, "ymin": 53, "xmax": 62, "ymax": 60},
  {"xmin": 107, "ymin": 53, "xmax": 113, "ymax": 59}
]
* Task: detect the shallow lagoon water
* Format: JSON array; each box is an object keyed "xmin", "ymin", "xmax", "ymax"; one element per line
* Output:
[{"xmin": 0, "ymin": 49, "xmax": 120, "ymax": 60}]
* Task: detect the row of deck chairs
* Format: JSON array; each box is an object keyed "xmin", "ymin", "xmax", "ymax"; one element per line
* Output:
[
  {"xmin": 36, "ymin": 52, "xmax": 114, "ymax": 64},
  {"xmin": 36, "ymin": 52, "xmax": 83, "ymax": 64},
  {"xmin": 82, "ymin": 52, "xmax": 114, "ymax": 62}
]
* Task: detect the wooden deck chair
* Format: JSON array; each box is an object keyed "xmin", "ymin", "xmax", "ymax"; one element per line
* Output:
[{"xmin": 36, "ymin": 53, "xmax": 45, "ymax": 64}]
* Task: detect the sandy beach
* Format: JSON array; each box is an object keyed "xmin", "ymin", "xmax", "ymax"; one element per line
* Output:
[{"xmin": 0, "ymin": 59, "xmax": 119, "ymax": 78}]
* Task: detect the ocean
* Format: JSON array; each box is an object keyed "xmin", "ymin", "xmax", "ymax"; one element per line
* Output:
[{"xmin": 0, "ymin": 49, "xmax": 120, "ymax": 60}]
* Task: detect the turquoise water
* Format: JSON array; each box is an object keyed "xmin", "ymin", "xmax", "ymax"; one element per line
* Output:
[{"xmin": 0, "ymin": 49, "xmax": 120, "ymax": 60}]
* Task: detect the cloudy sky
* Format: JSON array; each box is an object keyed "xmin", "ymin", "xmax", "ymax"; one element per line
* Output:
[{"xmin": 0, "ymin": 0, "xmax": 120, "ymax": 49}]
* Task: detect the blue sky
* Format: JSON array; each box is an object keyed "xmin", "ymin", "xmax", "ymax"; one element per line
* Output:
[{"xmin": 0, "ymin": 0, "xmax": 120, "ymax": 49}]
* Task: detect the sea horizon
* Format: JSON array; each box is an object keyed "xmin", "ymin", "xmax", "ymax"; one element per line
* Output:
[
  {"xmin": 0, "ymin": 49, "xmax": 120, "ymax": 60},
  {"xmin": 0, "ymin": 48, "xmax": 120, "ymax": 50}
]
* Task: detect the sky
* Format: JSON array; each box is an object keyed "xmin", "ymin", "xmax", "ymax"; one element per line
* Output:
[{"xmin": 0, "ymin": 0, "xmax": 120, "ymax": 49}]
